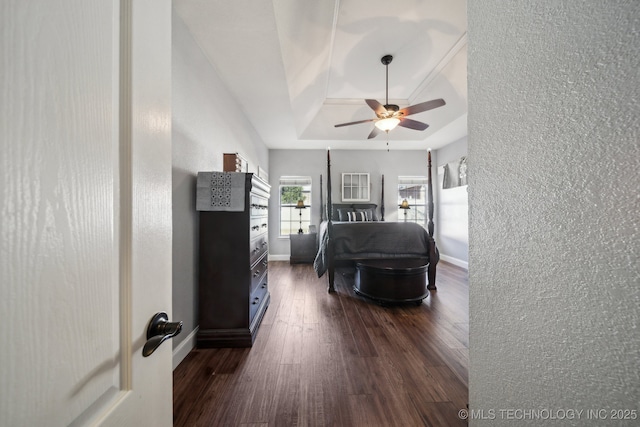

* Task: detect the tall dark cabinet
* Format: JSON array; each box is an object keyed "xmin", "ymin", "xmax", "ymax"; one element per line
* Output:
[{"xmin": 196, "ymin": 172, "xmax": 270, "ymax": 347}]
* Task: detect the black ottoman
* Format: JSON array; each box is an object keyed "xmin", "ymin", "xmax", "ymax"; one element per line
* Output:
[{"xmin": 354, "ymin": 259, "xmax": 429, "ymax": 305}]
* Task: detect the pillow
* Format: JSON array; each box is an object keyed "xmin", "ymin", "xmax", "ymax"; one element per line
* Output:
[
  {"xmin": 337, "ymin": 208, "xmax": 352, "ymax": 221},
  {"xmin": 355, "ymin": 208, "xmax": 375, "ymax": 221},
  {"xmin": 352, "ymin": 204, "xmax": 378, "ymax": 221},
  {"xmin": 347, "ymin": 211, "xmax": 367, "ymax": 222}
]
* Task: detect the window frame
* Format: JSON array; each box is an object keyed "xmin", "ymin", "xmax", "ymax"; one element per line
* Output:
[
  {"xmin": 341, "ymin": 172, "xmax": 370, "ymax": 202},
  {"xmin": 279, "ymin": 176, "xmax": 312, "ymax": 237},
  {"xmin": 397, "ymin": 176, "xmax": 428, "ymax": 227}
]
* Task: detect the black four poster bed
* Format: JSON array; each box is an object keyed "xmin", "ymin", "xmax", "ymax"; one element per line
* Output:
[{"xmin": 313, "ymin": 149, "xmax": 439, "ymax": 293}]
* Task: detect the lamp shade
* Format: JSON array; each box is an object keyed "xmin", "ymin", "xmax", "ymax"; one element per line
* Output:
[
  {"xmin": 400, "ymin": 199, "xmax": 410, "ymax": 209},
  {"xmin": 374, "ymin": 117, "xmax": 401, "ymax": 132},
  {"xmin": 295, "ymin": 199, "xmax": 306, "ymax": 209}
]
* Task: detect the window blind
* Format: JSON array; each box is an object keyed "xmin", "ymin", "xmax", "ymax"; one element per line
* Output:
[
  {"xmin": 398, "ymin": 176, "xmax": 428, "ymax": 185},
  {"xmin": 279, "ymin": 176, "xmax": 312, "ymax": 186}
]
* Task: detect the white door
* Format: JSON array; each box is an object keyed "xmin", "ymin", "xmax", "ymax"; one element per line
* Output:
[{"xmin": 0, "ymin": 1, "xmax": 173, "ymax": 426}]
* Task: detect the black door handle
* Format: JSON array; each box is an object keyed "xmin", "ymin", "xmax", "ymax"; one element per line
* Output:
[{"xmin": 142, "ymin": 312, "xmax": 182, "ymax": 357}]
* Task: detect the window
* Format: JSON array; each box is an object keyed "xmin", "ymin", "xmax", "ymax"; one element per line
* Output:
[
  {"xmin": 398, "ymin": 176, "xmax": 428, "ymax": 226},
  {"xmin": 341, "ymin": 173, "xmax": 370, "ymax": 202},
  {"xmin": 279, "ymin": 176, "xmax": 312, "ymax": 236}
]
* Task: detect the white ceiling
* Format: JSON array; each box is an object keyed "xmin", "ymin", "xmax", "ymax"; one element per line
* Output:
[{"xmin": 174, "ymin": 0, "xmax": 468, "ymax": 150}]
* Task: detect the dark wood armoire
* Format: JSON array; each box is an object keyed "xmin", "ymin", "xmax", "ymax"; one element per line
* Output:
[{"xmin": 196, "ymin": 172, "xmax": 270, "ymax": 347}]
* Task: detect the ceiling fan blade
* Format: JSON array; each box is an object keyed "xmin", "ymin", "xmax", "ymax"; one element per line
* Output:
[
  {"xmin": 367, "ymin": 127, "xmax": 381, "ymax": 139},
  {"xmin": 398, "ymin": 118, "xmax": 429, "ymax": 131},
  {"xmin": 365, "ymin": 99, "xmax": 387, "ymax": 116},
  {"xmin": 398, "ymin": 98, "xmax": 446, "ymax": 117},
  {"xmin": 334, "ymin": 118, "xmax": 376, "ymax": 128}
]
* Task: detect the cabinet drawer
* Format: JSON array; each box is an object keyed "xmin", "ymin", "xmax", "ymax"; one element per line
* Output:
[
  {"xmin": 250, "ymin": 255, "xmax": 268, "ymax": 294},
  {"xmin": 250, "ymin": 280, "xmax": 268, "ymax": 322},
  {"xmin": 249, "ymin": 235, "xmax": 268, "ymax": 266},
  {"xmin": 250, "ymin": 217, "xmax": 268, "ymax": 239},
  {"xmin": 250, "ymin": 194, "xmax": 268, "ymax": 217}
]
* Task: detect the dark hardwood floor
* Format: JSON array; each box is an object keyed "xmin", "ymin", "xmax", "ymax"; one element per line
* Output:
[{"xmin": 174, "ymin": 260, "xmax": 469, "ymax": 427}]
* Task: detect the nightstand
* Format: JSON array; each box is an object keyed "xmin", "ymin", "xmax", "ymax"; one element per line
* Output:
[{"xmin": 289, "ymin": 233, "xmax": 317, "ymax": 264}]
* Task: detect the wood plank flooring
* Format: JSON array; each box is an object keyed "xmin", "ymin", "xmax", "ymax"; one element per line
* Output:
[{"xmin": 174, "ymin": 261, "xmax": 469, "ymax": 426}]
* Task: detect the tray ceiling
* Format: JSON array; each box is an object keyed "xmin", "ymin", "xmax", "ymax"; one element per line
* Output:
[{"xmin": 174, "ymin": 0, "xmax": 467, "ymax": 150}]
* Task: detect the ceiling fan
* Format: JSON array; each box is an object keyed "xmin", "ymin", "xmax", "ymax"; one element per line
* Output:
[{"xmin": 334, "ymin": 55, "xmax": 446, "ymax": 139}]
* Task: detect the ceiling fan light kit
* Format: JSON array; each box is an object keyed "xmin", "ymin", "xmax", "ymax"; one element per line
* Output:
[
  {"xmin": 334, "ymin": 54, "xmax": 446, "ymax": 139},
  {"xmin": 375, "ymin": 117, "xmax": 400, "ymax": 131}
]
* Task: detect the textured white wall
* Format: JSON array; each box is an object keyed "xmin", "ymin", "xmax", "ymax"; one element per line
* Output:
[
  {"xmin": 468, "ymin": 1, "xmax": 639, "ymax": 425},
  {"xmin": 172, "ymin": 10, "xmax": 269, "ymax": 356}
]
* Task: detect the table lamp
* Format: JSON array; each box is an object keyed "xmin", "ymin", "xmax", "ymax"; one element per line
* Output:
[
  {"xmin": 399, "ymin": 199, "xmax": 410, "ymax": 222},
  {"xmin": 295, "ymin": 199, "xmax": 306, "ymax": 233}
]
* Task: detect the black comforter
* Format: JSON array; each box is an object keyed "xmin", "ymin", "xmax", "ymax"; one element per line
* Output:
[{"xmin": 313, "ymin": 221, "xmax": 434, "ymax": 277}]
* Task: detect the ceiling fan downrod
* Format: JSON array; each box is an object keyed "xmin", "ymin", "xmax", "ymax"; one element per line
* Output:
[
  {"xmin": 380, "ymin": 55, "xmax": 393, "ymax": 106},
  {"xmin": 381, "ymin": 55, "xmax": 392, "ymax": 107},
  {"xmin": 380, "ymin": 55, "xmax": 399, "ymax": 114}
]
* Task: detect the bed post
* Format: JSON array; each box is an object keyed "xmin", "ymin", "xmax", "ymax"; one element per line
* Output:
[
  {"xmin": 320, "ymin": 174, "xmax": 324, "ymax": 221},
  {"xmin": 427, "ymin": 150, "xmax": 435, "ymax": 236},
  {"xmin": 326, "ymin": 149, "xmax": 335, "ymax": 292},
  {"xmin": 427, "ymin": 149, "xmax": 439, "ymax": 290},
  {"xmin": 380, "ymin": 175, "xmax": 385, "ymax": 221}
]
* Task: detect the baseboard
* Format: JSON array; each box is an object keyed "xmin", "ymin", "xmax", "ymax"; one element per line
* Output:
[
  {"xmin": 172, "ymin": 326, "xmax": 198, "ymax": 370},
  {"xmin": 268, "ymin": 254, "xmax": 289, "ymax": 262},
  {"xmin": 439, "ymin": 254, "xmax": 468, "ymax": 270}
]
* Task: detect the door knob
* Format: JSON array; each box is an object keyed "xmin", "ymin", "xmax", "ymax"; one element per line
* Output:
[{"xmin": 142, "ymin": 312, "xmax": 182, "ymax": 357}]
